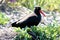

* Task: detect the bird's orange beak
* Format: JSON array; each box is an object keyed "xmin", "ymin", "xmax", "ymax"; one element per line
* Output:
[{"xmin": 40, "ymin": 10, "xmax": 46, "ymax": 17}]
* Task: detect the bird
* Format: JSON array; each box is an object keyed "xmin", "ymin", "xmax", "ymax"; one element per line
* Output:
[
  {"xmin": 11, "ymin": 6, "xmax": 46, "ymax": 28},
  {"xmin": 11, "ymin": 6, "xmax": 46, "ymax": 40}
]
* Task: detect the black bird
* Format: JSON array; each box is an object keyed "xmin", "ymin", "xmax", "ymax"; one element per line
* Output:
[
  {"xmin": 12, "ymin": 7, "xmax": 46, "ymax": 28},
  {"xmin": 11, "ymin": 7, "xmax": 46, "ymax": 40}
]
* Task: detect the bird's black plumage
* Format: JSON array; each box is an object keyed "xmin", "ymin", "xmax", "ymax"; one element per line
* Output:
[
  {"xmin": 11, "ymin": 7, "xmax": 45, "ymax": 40},
  {"xmin": 12, "ymin": 7, "xmax": 41, "ymax": 28}
]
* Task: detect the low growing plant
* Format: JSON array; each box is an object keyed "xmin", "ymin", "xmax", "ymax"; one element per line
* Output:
[
  {"xmin": 14, "ymin": 24, "xmax": 60, "ymax": 40},
  {"xmin": 0, "ymin": 12, "xmax": 9, "ymax": 25}
]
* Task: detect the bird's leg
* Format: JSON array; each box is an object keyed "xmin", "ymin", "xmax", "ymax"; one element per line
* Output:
[{"xmin": 27, "ymin": 30, "xmax": 37, "ymax": 40}]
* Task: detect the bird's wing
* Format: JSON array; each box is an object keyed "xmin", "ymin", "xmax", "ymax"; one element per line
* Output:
[{"xmin": 16, "ymin": 14, "xmax": 37, "ymax": 24}]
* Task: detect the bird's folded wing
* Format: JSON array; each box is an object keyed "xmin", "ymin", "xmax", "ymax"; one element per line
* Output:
[{"xmin": 16, "ymin": 13, "xmax": 37, "ymax": 24}]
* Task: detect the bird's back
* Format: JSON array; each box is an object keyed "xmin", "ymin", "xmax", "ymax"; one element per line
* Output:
[{"xmin": 12, "ymin": 14, "xmax": 41, "ymax": 28}]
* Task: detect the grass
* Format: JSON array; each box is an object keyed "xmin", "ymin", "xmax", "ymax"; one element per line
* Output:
[{"xmin": 6, "ymin": 0, "xmax": 60, "ymax": 12}]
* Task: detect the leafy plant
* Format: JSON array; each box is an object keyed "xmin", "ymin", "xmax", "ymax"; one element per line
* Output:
[
  {"xmin": 0, "ymin": 12, "xmax": 9, "ymax": 25},
  {"xmin": 14, "ymin": 23, "xmax": 60, "ymax": 40},
  {"xmin": 14, "ymin": 27, "xmax": 32, "ymax": 40}
]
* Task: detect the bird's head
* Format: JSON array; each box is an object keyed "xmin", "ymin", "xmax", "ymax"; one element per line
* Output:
[{"xmin": 34, "ymin": 7, "xmax": 46, "ymax": 16}]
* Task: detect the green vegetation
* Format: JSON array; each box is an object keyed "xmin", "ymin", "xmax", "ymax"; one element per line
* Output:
[
  {"xmin": 0, "ymin": 12, "xmax": 9, "ymax": 25},
  {"xmin": 14, "ymin": 28, "xmax": 32, "ymax": 40},
  {"xmin": 7, "ymin": 0, "xmax": 60, "ymax": 11},
  {"xmin": 14, "ymin": 23, "xmax": 60, "ymax": 40}
]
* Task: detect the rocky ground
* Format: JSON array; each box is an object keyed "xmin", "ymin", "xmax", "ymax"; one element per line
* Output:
[
  {"xmin": 0, "ymin": 5, "xmax": 60, "ymax": 40},
  {"xmin": 0, "ymin": 27, "xmax": 17, "ymax": 40}
]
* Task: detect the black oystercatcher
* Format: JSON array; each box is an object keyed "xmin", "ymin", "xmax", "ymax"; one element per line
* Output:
[
  {"xmin": 11, "ymin": 7, "xmax": 46, "ymax": 40},
  {"xmin": 11, "ymin": 7, "xmax": 46, "ymax": 28}
]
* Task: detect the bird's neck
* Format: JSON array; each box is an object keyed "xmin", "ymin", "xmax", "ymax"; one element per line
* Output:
[{"xmin": 34, "ymin": 10, "xmax": 40, "ymax": 15}]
